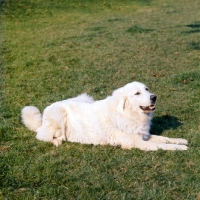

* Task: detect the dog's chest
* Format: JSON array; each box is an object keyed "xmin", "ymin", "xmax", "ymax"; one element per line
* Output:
[{"xmin": 113, "ymin": 115, "xmax": 150, "ymax": 135}]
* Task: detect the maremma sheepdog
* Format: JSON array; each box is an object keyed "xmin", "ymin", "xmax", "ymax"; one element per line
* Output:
[{"xmin": 21, "ymin": 82, "xmax": 188, "ymax": 151}]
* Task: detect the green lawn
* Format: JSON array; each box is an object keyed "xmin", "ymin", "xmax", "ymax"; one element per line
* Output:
[{"xmin": 1, "ymin": 0, "xmax": 200, "ymax": 199}]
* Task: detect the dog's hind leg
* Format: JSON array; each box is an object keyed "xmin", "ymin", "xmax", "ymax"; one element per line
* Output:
[
  {"xmin": 36, "ymin": 103, "xmax": 68, "ymax": 146},
  {"xmin": 148, "ymin": 135, "xmax": 188, "ymax": 145}
]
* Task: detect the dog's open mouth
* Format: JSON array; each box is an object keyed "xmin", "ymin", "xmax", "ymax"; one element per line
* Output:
[{"xmin": 140, "ymin": 105, "xmax": 155, "ymax": 112}]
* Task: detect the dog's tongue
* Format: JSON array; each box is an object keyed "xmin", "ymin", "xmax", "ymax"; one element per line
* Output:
[
  {"xmin": 149, "ymin": 105, "xmax": 155, "ymax": 110},
  {"xmin": 140, "ymin": 105, "xmax": 155, "ymax": 111}
]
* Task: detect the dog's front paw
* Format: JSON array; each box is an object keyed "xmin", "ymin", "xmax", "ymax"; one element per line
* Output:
[
  {"xmin": 177, "ymin": 145, "xmax": 188, "ymax": 150},
  {"xmin": 52, "ymin": 139, "xmax": 62, "ymax": 147},
  {"xmin": 175, "ymin": 138, "xmax": 188, "ymax": 145}
]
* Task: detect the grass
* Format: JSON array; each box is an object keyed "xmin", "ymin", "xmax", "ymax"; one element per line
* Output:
[{"xmin": 1, "ymin": 0, "xmax": 200, "ymax": 199}]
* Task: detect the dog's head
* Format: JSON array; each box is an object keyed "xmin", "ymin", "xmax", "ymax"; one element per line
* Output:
[{"xmin": 116, "ymin": 82, "xmax": 157, "ymax": 114}]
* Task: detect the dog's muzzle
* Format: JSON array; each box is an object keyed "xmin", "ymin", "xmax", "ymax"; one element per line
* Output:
[{"xmin": 140, "ymin": 94, "xmax": 157, "ymax": 112}]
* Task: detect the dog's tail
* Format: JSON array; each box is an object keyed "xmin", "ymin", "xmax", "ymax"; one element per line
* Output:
[{"xmin": 21, "ymin": 106, "xmax": 42, "ymax": 132}]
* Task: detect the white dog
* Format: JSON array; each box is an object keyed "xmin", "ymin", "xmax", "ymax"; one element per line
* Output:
[{"xmin": 21, "ymin": 82, "xmax": 188, "ymax": 151}]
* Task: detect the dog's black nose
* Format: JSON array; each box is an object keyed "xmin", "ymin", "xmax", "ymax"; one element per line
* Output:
[{"xmin": 150, "ymin": 95, "xmax": 157, "ymax": 102}]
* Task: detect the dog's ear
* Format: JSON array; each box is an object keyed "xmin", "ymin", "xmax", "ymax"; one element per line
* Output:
[{"xmin": 117, "ymin": 97, "xmax": 127, "ymax": 113}]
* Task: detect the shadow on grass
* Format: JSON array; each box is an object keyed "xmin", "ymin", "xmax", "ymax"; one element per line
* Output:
[
  {"xmin": 150, "ymin": 115, "xmax": 182, "ymax": 135},
  {"xmin": 182, "ymin": 22, "xmax": 200, "ymax": 50},
  {"xmin": 182, "ymin": 22, "xmax": 200, "ymax": 34},
  {"xmin": 189, "ymin": 42, "xmax": 200, "ymax": 50},
  {"xmin": 186, "ymin": 22, "xmax": 200, "ymax": 28},
  {"xmin": 126, "ymin": 25, "xmax": 155, "ymax": 35}
]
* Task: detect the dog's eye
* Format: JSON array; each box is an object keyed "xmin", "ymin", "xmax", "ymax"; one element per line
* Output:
[
  {"xmin": 135, "ymin": 92, "xmax": 140, "ymax": 95},
  {"xmin": 145, "ymin": 88, "xmax": 149, "ymax": 91}
]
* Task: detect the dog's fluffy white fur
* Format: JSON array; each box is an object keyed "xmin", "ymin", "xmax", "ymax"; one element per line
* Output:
[{"xmin": 21, "ymin": 82, "xmax": 188, "ymax": 151}]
